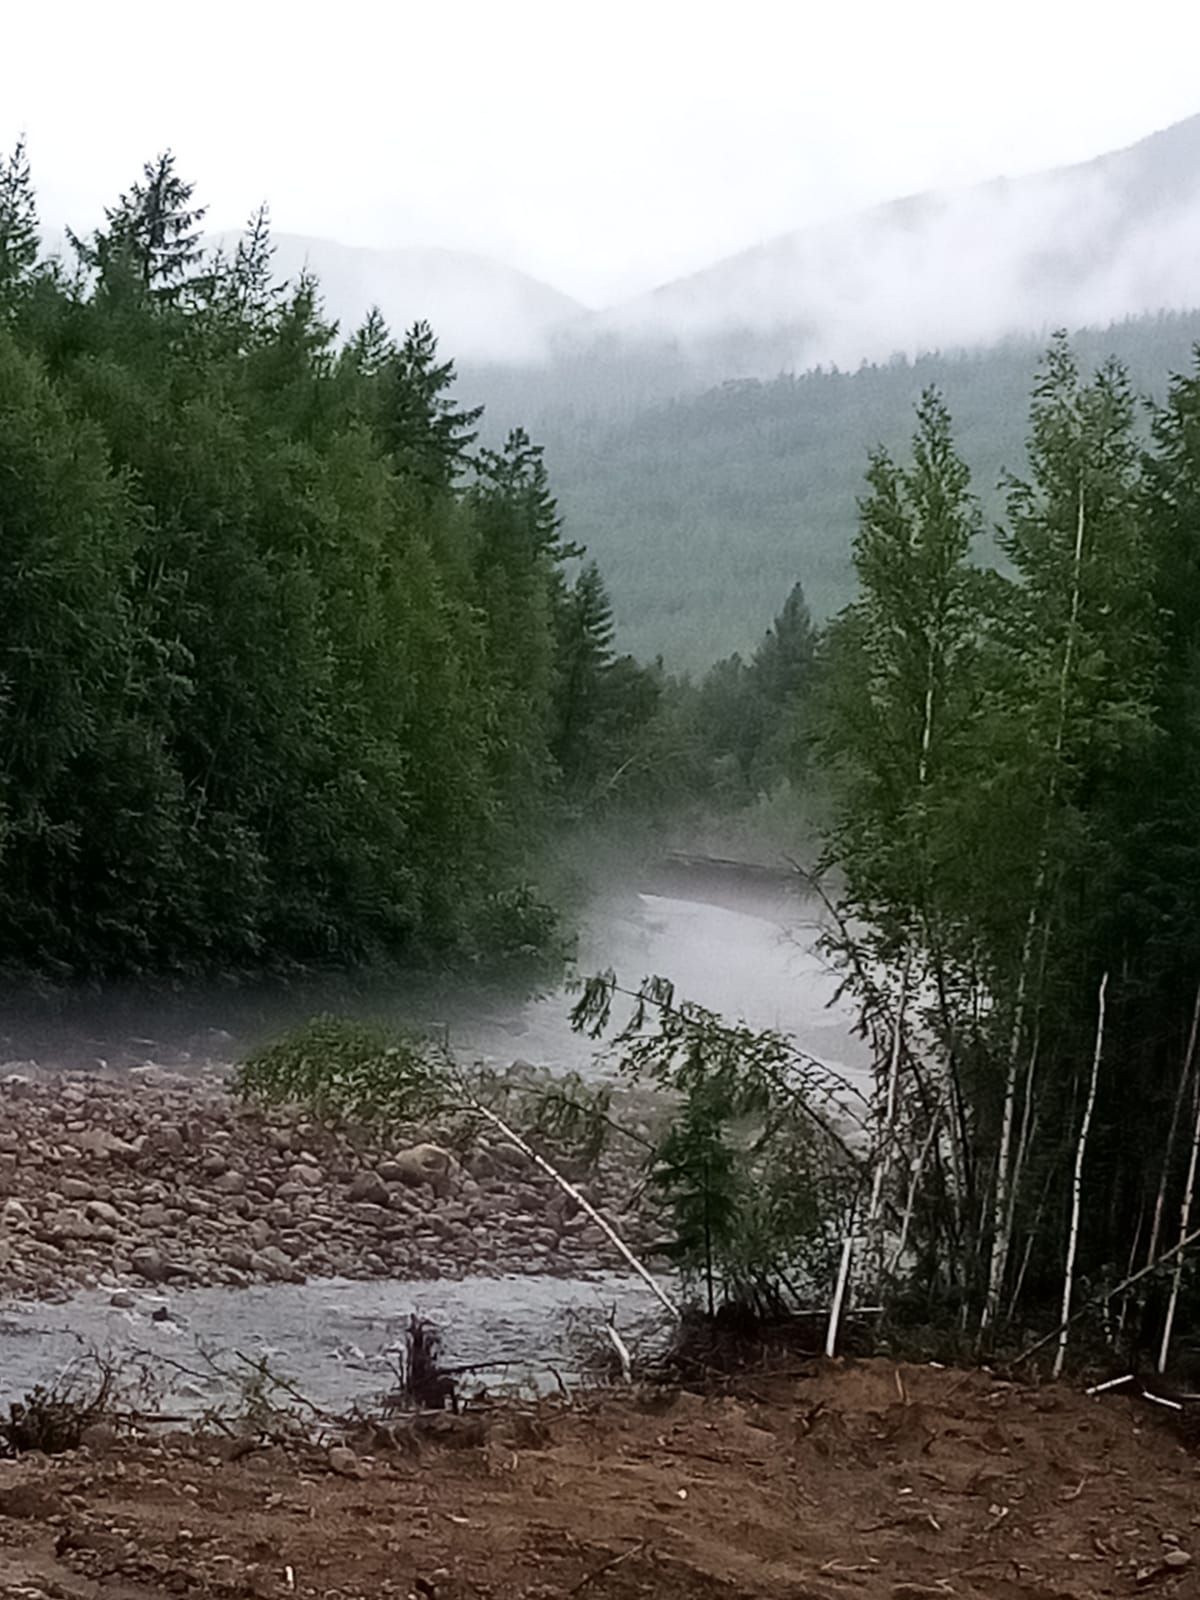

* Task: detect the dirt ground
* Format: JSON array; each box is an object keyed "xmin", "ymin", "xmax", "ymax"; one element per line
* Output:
[{"xmin": 0, "ymin": 1359, "xmax": 1197, "ymax": 1600}]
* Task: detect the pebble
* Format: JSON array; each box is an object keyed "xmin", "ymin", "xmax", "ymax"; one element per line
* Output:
[
  {"xmin": 327, "ymin": 1444, "xmax": 361, "ymax": 1477},
  {"xmin": 0, "ymin": 1071, "xmax": 654, "ymax": 1299}
]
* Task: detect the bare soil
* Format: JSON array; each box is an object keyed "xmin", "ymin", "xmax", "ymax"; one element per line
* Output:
[{"xmin": 1, "ymin": 1359, "xmax": 1197, "ymax": 1600}]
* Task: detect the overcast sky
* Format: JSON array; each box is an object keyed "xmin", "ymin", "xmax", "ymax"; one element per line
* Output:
[{"xmin": 4, "ymin": 0, "xmax": 1199, "ymax": 307}]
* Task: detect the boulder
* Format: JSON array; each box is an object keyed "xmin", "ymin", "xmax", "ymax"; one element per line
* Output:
[
  {"xmin": 129, "ymin": 1246, "xmax": 173, "ymax": 1284},
  {"xmin": 0, "ymin": 1483, "xmax": 65, "ymax": 1520},
  {"xmin": 387, "ymin": 1144, "xmax": 458, "ymax": 1197},
  {"xmin": 253, "ymin": 1245, "xmax": 303, "ymax": 1282},
  {"xmin": 79, "ymin": 1420, "xmax": 119, "ymax": 1452},
  {"xmin": 327, "ymin": 1444, "xmax": 361, "ymax": 1478},
  {"xmin": 347, "ymin": 1171, "xmax": 390, "ymax": 1207},
  {"xmin": 152, "ymin": 1125, "xmax": 186, "ymax": 1157}
]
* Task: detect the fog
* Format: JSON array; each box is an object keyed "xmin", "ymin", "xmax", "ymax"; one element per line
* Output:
[
  {"xmin": 0, "ymin": 863, "xmax": 866, "ymax": 1089},
  {"xmin": 181, "ymin": 113, "xmax": 1200, "ymax": 383},
  {"xmin": 6, "ymin": 0, "xmax": 1200, "ymax": 370},
  {"xmin": 597, "ymin": 115, "xmax": 1200, "ymax": 375}
]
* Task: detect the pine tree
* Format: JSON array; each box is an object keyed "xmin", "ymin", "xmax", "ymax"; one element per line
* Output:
[
  {"xmin": 0, "ymin": 138, "xmax": 38, "ymax": 310},
  {"xmin": 552, "ymin": 562, "xmax": 617, "ymax": 788},
  {"xmin": 228, "ymin": 203, "xmax": 280, "ymax": 329},
  {"xmin": 376, "ymin": 320, "xmax": 482, "ymax": 492},
  {"xmin": 71, "ymin": 151, "xmax": 206, "ymax": 298}
]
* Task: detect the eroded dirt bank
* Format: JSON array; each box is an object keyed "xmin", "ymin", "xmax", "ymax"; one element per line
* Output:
[{"xmin": 0, "ymin": 1360, "xmax": 1198, "ymax": 1599}]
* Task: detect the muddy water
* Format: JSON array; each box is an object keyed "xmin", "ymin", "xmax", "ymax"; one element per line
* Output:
[{"xmin": 0, "ymin": 1274, "xmax": 674, "ymax": 1410}]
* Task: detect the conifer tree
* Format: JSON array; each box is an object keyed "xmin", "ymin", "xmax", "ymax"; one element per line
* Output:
[
  {"xmin": 71, "ymin": 151, "xmax": 206, "ymax": 299},
  {"xmin": 0, "ymin": 138, "xmax": 39, "ymax": 310}
]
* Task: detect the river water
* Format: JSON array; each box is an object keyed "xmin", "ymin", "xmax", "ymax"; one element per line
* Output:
[
  {"xmin": 0, "ymin": 862, "xmax": 867, "ymax": 1087},
  {"xmin": 0, "ymin": 861, "xmax": 867, "ymax": 1411}
]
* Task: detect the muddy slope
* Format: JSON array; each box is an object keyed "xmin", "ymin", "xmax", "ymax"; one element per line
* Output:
[{"xmin": 1, "ymin": 1360, "xmax": 1197, "ymax": 1599}]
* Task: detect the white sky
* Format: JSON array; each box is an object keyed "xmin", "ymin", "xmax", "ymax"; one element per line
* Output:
[{"xmin": 4, "ymin": 0, "xmax": 1200, "ymax": 307}]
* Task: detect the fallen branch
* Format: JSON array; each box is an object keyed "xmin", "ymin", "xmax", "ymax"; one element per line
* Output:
[
  {"xmin": 1012, "ymin": 1222, "xmax": 1200, "ymax": 1368},
  {"xmin": 567, "ymin": 1541, "xmax": 647, "ymax": 1596},
  {"xmin": 605, "ymin": 1321, "xmax": 633, "ymax": 1384},
  {"xmin": 459, "ymin": 1088, "xmax": 680, "ymax": 1321}
]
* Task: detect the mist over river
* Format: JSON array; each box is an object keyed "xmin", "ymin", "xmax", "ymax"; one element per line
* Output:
[
  {"xmin": 0, "ymin": 859, "xmax": 869, "ymax": 1091},
  {"xmin": 0, "ymin": 860, "xmax": 869, "ymax": 1407}
]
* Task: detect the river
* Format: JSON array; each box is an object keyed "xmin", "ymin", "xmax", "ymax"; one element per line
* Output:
[
  {"xmin": 0, "ymin": 860, "xmax": 868, "ymax": 1088},
  {"xmin": 0, "ymin": 860, "xmax": 867, "ymax": 1410}
]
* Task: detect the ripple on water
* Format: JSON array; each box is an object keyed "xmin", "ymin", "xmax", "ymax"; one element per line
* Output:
[{"xmin": 0, "ymin": 1272, "xmax": 675, "ymax": 1412}]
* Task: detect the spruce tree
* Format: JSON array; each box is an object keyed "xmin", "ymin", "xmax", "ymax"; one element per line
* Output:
[{"xmin": 0, "ymin": 138, "xmax": 38, "ymax": 310}]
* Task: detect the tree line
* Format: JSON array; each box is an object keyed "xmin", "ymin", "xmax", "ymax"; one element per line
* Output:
[
  {"xmin": 0, "ymin": 146, "xmax": 656, "ymax": 976},
  {"xmin": 813, "ymin": 334, "xmax": 1200, "ymax": 1357},
  {"xmin": 465, "ymin": 309, "xmax": 1200, "ymax": 670}
]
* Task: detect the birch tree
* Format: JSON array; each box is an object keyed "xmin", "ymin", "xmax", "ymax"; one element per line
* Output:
[
  {"xmin": 981, "ymin": 338, "xmax": 1155, "ymax": 1330},
  {"xmin": 823, "ymin": 389, "xmax": 985, "ymax": 1303}
]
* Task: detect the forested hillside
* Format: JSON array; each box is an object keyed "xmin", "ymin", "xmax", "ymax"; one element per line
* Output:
[
  {"xmin": 0, "ymin": 147, "xmax": 655, "ymax": 977},
  {"xmin": 469, "ymin": 311, "xmax": 1200, "ymax": 669}
]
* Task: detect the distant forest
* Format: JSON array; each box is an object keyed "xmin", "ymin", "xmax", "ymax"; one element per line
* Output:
[{"xmin": 466, "ymin": 310, "xmax": 1200, "ymax": 668}]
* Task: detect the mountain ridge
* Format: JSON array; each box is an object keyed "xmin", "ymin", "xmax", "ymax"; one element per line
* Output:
[
  {"xmin": 204, "ymin": 230, "xmax": 584, "ymax": 363},
  {"xmin": 562, "ymin": 110, "xmax": 1200, "ymax": 377}
]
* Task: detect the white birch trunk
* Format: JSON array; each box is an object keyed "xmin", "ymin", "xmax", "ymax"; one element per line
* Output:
[
  {"xmin": 886, "ymin": 1114, "xmax": 940, "ymax": 1279},
  {"xmin": 982, "ymin": 903, "xmax": 1037, "ymax": 1330},
  {"xmin": 824, "ymin": 1233, "xmax": 855, "ymax": 1358},
  {"xmin": 1146, "ymin": 980, "xmax": 1200, "ymax": 1269},
  {"xmin": 1157, "ymin": 1063, "xmax": 1200, "ymax": 1373},
  {"xmin": 463, "ymin": 1095, "xmax": 680, "ymax": 1321},
  {"xmin": 986, "ymin": 483, "xmax": 1088, "ymax": 1335},
  {"xmin": 864, "ymin": 955, "xmax": 910, "ymax": 1289},
  {"xmin": 1053, "ymin": 970, "xmax": 1108, "ymax": 1379}
]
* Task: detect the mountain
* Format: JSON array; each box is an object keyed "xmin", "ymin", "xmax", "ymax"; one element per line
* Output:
[
  {"xmin": 450, "ymin": 114, "xmax": 1200, "ymax": 671},
  {"xmin": 587, "ymin": 113, "xmax": 1200, "ymax": 377},
  {"xmin": 207, "ymin": 232, "xmax": 584, "ymax": 363}
]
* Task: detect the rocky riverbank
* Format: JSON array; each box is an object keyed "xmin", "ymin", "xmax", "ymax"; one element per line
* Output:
[{"xmin": 0, "ymin": 1068, "xmax": 658, "ymax": 1301}]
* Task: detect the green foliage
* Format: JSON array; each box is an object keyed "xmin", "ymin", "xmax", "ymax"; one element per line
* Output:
[
  {"xmin": 817, "ymin": 337, "xmax": 1200, "ymax": 1352},
  {"xmin": 652, "ymin": 1084, "xmax": 744, "ymax": 1317},
  {"xmin": 573, "ymin": 970, "xmax": 859, "ymax": 1316},
  {"xmin": 0, "ymin": 154, "xmax": 655, "ymax": 975},
  {"xmin": 70, "ymin": 150, "xmax": 206, "ymax": 298},
  {"xmin": 237, "ymin": 1016, "xmax": 449, "ymax": 1126},
  {"xmin": 465, "ymin": 311, "xmax": 1200, "ymax": 669},
  {"xmin": 0, "ymin": 138, "xmax": 38, "ymax": 311},
  {"xmin": 472, "ymin": 1062, "xmax": 621, "ymax": 1167}
]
